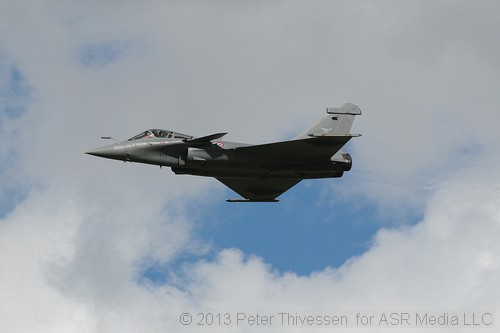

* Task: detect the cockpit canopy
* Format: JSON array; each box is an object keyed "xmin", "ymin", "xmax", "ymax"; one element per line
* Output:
[{"xmin": 128, "ymin": 129, "xmax": 193, "ymax": 141}]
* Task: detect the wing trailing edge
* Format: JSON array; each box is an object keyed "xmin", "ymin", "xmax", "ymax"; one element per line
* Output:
[{"xmin": 183, "ymin": 132, "xmax": 227, "ymax": 147}]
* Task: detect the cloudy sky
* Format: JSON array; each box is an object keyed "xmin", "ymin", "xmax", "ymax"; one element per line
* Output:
[{"xmin": 1, "ymin": 1, "xmax": 499, "ymax": 332}]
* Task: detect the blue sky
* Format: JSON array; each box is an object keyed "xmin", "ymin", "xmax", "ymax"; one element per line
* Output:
[
  {"xmin": 78, "ymin": 41, "xmax": 128, "ymax": 67},
  {"xmin": 141, "ymin": 178, "xmax": 384, "ymax": 281},
  {"xmin": 0, "ymin": 62, "xmax": 31, "ymax": 218},
  {"xmin": 1, "ymin": 2, "xmax": 500, "ymax": 332},
  {"xmin": 199, "ymin": 180, "xmax": 387, "ymax": 273},
  {"xmin": 206, "ymin": 197, "xmax": 374, "ymax": 273},
  {"xmin": 2, "ymin": 67, "xmax": 31, "ymax": 118}
]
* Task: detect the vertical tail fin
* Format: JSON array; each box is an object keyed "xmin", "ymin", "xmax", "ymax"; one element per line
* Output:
[{"xmin": 294, "ymin": 103, "xmax": 362, "ymax": 139}]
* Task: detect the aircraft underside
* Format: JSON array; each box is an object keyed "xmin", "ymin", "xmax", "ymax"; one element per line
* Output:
[{"xmin": 171, "ymin": 162, "xmax": 347, "ymax": 180}]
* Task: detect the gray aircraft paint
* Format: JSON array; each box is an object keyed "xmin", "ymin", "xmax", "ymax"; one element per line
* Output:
[{"xmin": 86, "ymin": 103, "xmax": 361, "ymax": 202}]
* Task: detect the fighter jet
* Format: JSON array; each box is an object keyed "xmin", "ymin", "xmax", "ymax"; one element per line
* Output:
[{"xmin": 86, "ymin": 103, "xmax": 361, "ymax": 202}]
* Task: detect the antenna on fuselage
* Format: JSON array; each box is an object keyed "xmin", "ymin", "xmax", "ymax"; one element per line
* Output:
[{"xmin": 101, "ymin": 136, "xmax": 121, "ymax": 143}]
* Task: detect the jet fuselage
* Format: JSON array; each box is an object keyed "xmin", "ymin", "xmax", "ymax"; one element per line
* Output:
[{"xmin": 87, "ymin": 103, "xmax": 361, "ymax": 201}]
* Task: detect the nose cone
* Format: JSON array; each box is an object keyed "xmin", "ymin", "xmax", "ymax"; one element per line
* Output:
[{"xmin": 86, "ymin": 144, "xmax": 126, "ymax": 161}]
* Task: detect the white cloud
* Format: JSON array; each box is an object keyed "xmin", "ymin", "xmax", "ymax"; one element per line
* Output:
[
  {"xmin": 2, "ymin": 163, "xmax": 499, "ymax": 332},
  {"xmin": 1, "ymin": 1, "xmax": 500, "ymax": 332},
  {"xmin": 0, "ymin": 190, "xmax": 92, "ymax": 332}
]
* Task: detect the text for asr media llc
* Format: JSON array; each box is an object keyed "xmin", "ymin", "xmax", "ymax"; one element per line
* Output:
[{"xmin": 179, "ymin": 311, "xmax": 495, "ymax": 328}]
